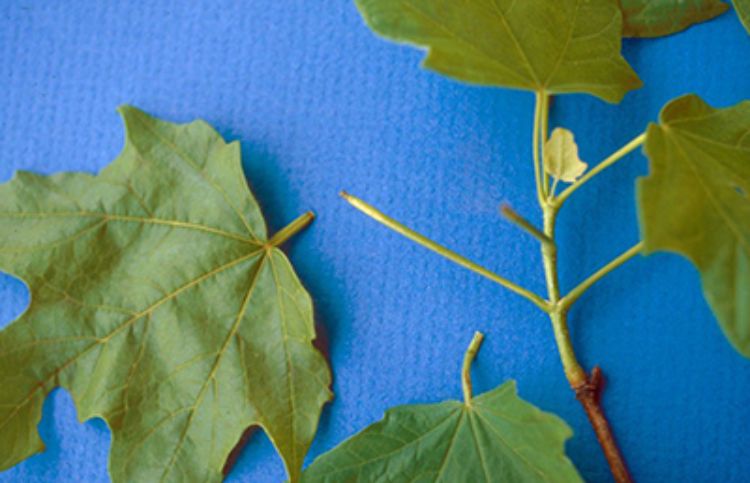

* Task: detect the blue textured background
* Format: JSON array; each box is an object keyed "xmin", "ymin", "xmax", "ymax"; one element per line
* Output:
[{"xmin": 1, "ymin": 1, "xmax": 749, "ymax": 482}]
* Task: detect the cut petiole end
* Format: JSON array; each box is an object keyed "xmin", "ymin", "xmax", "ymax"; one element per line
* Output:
[
  {"xmin": 462, "ymin": 331, "xmax": 485, "ymax": 404},
  {"xmin": 267, "ymin": 211, "xmax": 315, "ymax": 247},
  {"xmin": 500, "ymin": 204, "xmax": 553, "ymax": 247},
  {"xmin": 341, "ymin": 191, "xmax": 386, "ymax": 224}
]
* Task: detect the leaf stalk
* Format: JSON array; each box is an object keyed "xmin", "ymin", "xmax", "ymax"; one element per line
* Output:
[
  {"xmin": 540, "ymin": 92, "xmax": 551, "ymax": 197},
  {"xmin": 268, "ymin": 211, "xmax": 315, "ymax": 247},
  {"xmin": 341, "ymin": 192, "xmax": 551, "ymax": 312},
  {"xmin": 532, "ymin": 92, "xmax": 548, "ymax": 205},
  {"xmin": 553, "ymin": 132, "xmax": 646, "ymax": 206},
  {"xmin": 462, "ymin": 331, "xmax": 485, "ymax": 404},
  {"xmin": 560, "ymin": 242, "xmax": 644, "ymax": 310}
]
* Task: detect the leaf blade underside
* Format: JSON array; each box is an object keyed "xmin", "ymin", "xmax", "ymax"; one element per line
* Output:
[
  {"xmin": 301, "ymin": 381, "xmax": 582, "ymax": 483},
  {"xmin": 0, "ymin": 106, "xmax": 332, "ymax": 482},
  {"xmin": 355, "ymin": 0, "xmax": 641, "ymax": 103},
  {"xmin": 619, "ymin": 0, "xmax": 729, "ymax": 37},
  {"xmin": 637, "ymin": 94, "xmax": 750, "ymax": 357}
]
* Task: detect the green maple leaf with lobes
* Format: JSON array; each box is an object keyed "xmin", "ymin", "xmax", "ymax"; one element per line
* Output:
[
  {"xmin": 0, "ymin": 106, "xmax": 332, "ymax": 482},
  {"xmin": 302, "ymin": 332, "xmax": 582, "ymax": 482},
  {"xmin": 638, "ymin": 94, "xmax": 750, "ymax": 357},
  {"xmin": 355, "ymin": 0, "xmax": 642, "ymax": 103}
]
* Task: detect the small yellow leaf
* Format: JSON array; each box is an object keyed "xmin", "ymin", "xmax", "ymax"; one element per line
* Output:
[{"xmin": 544, "ymin": 127, "xmax": 588, "ymax": 183}]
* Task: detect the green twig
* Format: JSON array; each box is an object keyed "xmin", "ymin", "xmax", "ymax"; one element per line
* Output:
[
  {"xmin": 531, "ymin": 92, "xmax": 634, "ymax": 483},
  {"xmin": 341, "ymin": 192, "xmax": 550, "ymax": 312},
  {"xmin": 538, "ymin": 203, "xmax": 587, "ymax": 384}
]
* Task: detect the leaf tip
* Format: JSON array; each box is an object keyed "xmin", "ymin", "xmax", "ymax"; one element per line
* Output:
[
  {"xmin": 115, "ymin": 104, "xmax": 156, "ymax": 140},
  {"xmin": 499, "ymin": 203, "xmax": 512, "ymax": 217},
  {"xmin": 116, "ymin": 104, "xmax": 145, "ymax": 120},
  {"xmin": 340, "ymin": 191, "xmax": 360, "ymax": 208}
]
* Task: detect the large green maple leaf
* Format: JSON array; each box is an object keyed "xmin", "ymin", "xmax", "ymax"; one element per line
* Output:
[
  {"xmin": 638, "ymin": 94, "xmax": 750, "ymax": 357},
  {"xmin": 355, "ymin": 0, "xmax": 642, "ymax": 103},
  {"xmin": 0, "ymin": 106, "xmax": 332, "ymax": 482},
  {"xmin": 619, "ymin": 0, "xmax": 728, "ymax": 37},
  {"xmin": 302, "ymin": 333, "xmax": 582, "ymax": 482}
]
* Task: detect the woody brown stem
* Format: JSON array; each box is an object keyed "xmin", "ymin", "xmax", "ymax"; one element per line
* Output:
[
  {"xmin": 573, "ymin": 367, "xmax": 632, "ymax": 483},
  {"xmin": 546, "ymin": 306, "xmax": 632, "ymax": 481}
]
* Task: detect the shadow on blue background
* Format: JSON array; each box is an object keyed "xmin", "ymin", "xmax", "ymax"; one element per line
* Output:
[{"xmin": 1, "ymin": 1, "xmax": 749, "ymax": 482}]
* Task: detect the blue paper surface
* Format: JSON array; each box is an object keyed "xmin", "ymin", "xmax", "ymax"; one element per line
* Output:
[{"xmin": 1, "ymin": 1, "xmax": 749, "ymax": 482}]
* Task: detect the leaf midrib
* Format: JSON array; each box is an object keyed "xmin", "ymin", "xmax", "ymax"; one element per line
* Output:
[
  {"xmin": 129, "ymin": 111, "xmax": 258, "ymax": 239},
  {"xmin": 543, "ymin": 0, "xmax": 582, "ymax": 91},
  {"xmin": 676, "ymin": 128, "xmax": 750, "ymax": 153},
  {"xmin": 0, "ymin": 248, "xmax": 263, "ymax": 435},
  {"xmin": 473, "ymin": 410, "xmax": 551, "ymax": 482},
  {"xmin": 467, "ymin": 411, "xmax": 491, "ymax": 483},
  {"xmin": 268, "ymin": 252, "xmax": 300, "ymax": 476},
  {"xmin": 0, "ymin": 210, "xmax": 258, "ymax": 244},
  {"xmin": 395, "ymin": 0, "xmax": 532, "ymax": 86},
  {"xmin": 434, "ymin": 409, "xmax": 466, "ymax": 481},
  {"xmin": 158, "ymin": 254, "xmax": 269, "ymax": 481},
  {"xmin": 485, "ymin": 0, "xmax": 540, "ymax": 85},
  {"xmin": 311, "ymin": 408, "xmax": 460, "ymax": 475}
]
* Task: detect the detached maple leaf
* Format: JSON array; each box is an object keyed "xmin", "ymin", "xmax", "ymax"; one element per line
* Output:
[
  {"xmin": 0, "ymin": 106, "xmax": 332, "ymax": 482},
  {"xmin": 302, "ymin": 332, "xmax": 582, "ymax": 482}
]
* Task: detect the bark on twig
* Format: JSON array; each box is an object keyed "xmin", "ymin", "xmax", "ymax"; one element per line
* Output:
[{"xmin": 573, "ymin": 366, "xmax": 633, "ymax": 483}]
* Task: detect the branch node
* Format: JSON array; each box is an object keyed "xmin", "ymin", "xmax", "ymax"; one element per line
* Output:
[{"xmin": 575, "ymin": 365, "xmax": 604, "ymax": 404}]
